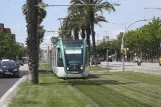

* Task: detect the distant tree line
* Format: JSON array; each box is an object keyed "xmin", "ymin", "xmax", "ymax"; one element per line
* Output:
[{"xmin": 96, "ymin": 17, "xmax": 161, "ymax": 62}]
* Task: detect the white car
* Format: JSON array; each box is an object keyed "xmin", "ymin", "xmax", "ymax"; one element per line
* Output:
[{"xmin": 1, "ymin": 59, "xmax": 15, "ymax": 63}]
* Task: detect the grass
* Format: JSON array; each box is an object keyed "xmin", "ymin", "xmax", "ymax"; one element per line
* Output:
[
  {"xmin": 9, "ymin": 74, "xmax": 94, "ymax": 107},
  {"xmin": 70, "ymin": 71, "xmax": 161, "ymax": 107},
  {"xmin": 9, "ymin": 70, "xmax": 161, "ymax": 107},
  {"xmin": 88, "ymin": 66, "xmax": 112, "ymax": 71},
  {"xmin": 38, "ymin": 63, "xmax": 52, "ymax": 72}
]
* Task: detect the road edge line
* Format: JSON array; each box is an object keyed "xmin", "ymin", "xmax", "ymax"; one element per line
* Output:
[{"xmin": 0, "ymin": 75, "xmax": 27, "ymax": 107}]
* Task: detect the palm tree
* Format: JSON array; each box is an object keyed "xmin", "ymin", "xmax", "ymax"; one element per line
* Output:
[
  {"xmin": 24, "ymin": 0, "xmax": 38, "ymax": 84},
  {"xmin": 22, "ymin": 0, "xmax": 46, "ymax": 84},
  {"xmin": 68, "ymin": 0, "xmax": 115, "ymax": 66},
  {"xmin": 23, "ymin": 0, "xmax": 47, "ymax": 45}
]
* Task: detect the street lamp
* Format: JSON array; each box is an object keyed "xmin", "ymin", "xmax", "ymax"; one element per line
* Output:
[{"xmin": 122, "ymin": 19, "xmax": 150, "ymax": 71}]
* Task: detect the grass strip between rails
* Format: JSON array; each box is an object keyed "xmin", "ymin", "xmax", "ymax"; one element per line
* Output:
[
  {"xmin": 38, "ymin": 63, "xmax": 52, "ymax": 73},
  {"xmin": 88, "ymin": 66, "xmax": 112, "ymax": 71}
]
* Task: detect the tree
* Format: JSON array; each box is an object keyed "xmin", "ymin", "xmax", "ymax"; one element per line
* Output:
[
  {"xmin": 24, "ymin": 0, "xmax": 39, "ymax": 84},
  {"xmin": 68, "ymin": 0, "xmax": 115, "ymax": 66},
  {"xmin": 115, "ymin": 17, "xmax": 161, "ymax": 62},
  {"xmin": 22, "ymin": 0, "xmax": 47, "ymax": 84},
  {"xmin": 0, "ymin": 29, "xmax": 24, "ymax": 60},
  {"xmin": 51, "ymin": 36, "xmax": 59, "ymax": 45}
]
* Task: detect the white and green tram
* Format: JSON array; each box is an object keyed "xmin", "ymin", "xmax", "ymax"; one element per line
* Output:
[{"xmin": 49, "ymin": 39, "xmax": 88, "ymax": 78}]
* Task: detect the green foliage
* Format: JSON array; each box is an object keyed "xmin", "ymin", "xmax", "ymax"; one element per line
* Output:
[
  {"xmin": 124, "ymin": 17, "xmax": 161, "ymax": 52},
  {"xmin": 96, "ymin": 40, "xmax": 121, "ymax": 56},
  {"xmin": 51, "ymin": 36, "xmax": 59, "ymax": 45},
  {"xmin": 0, "ymin": 30, "xmax": 24, "ymax": 59},
  {"xmin": 22, "ymin": 0, "xmax": 47, "ymax": 45},
  {"xmin": 96, "ymin": 17, "xmax": 161, "ymax": 59}
]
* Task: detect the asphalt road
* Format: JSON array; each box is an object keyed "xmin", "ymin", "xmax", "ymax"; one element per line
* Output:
[
  {"xmin": 99, "ymin": 61, "xmax": 161, "ymax": 75},
  {"xmin": 0, "ymin": 64, "xmax": 28, "ymax": 98}
]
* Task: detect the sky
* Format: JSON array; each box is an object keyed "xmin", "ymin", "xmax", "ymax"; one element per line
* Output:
[{"xmin": 0, "ymin": 0, "xmax": 161, "ymax": 49}]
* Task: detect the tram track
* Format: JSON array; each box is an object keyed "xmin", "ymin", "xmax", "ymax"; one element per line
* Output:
[
  {"xmin": 87, "ymin": 72, "xmax": 161, "ymax": 107},
  {"xmin": 85, "ymin": 79, "xmax": 144, "ymax": 107},
  {"xmin": 98, "ymin": 73, "xmax": 161, "ymax": 97},
  {"xmin": 65, "ymin": 79, "xmax": 100, "ymax": 107},
  {"xmin": 66, "ymin": 72, "xmax": 146, "ymax": 107},
  {"xmin": 65, "ymin": 78, "xmax": 144, "ymax": 107}
]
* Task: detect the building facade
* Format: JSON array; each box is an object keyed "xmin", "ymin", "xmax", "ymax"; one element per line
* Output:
[{"xmin": 0, "ymin": 23, "xmax": 16, "ymax": 41}]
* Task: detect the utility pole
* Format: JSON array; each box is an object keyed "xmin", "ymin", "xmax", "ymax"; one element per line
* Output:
[
  {"xmin": 106, "ymin": 49, "xmax": 109, "ymax": 72},
  {"xmin": 58, "ymin": 18, "xmax": 64, "ymax": 39},
  {"xmin": 111, "ymin": 23, "xmax": 126, "ymax": 71},
  {"xmin": 122, "ymin": 24, "xmax": 126, "ymax": 71}
]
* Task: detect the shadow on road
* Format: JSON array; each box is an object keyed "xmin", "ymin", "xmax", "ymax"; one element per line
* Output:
[{"xmin": 0, "ymin": 70, "xmax": 28, "ymax": 79}]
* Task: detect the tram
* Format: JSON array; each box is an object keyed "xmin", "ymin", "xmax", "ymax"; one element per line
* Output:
[{"xmin": 49, "ymin": 39, "xmax": 88, "ymax": 78}]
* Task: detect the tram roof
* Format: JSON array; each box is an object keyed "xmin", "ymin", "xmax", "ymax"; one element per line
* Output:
[
  {"xmin": 62, "ymin": 39, "xmax": 83, "ymax": 44},
  {"xmin": 50, "ymin": 39, "xmax": 85, "ymax": 50}
]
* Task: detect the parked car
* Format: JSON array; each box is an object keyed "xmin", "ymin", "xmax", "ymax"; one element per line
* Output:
[
  {"xmin": 1, "ymin": 59, "xmax": 12, "ymax": 63},
  {"xmin": 16, "ymin": 60, "xmax": 24, "ymax": 66},
  {"xmin": 0, "ymin": 61, "xmax": 20, "ymax": 77},
  {"xmin": 91, "ymin": 58, "xmax": 101, "ymax": 65},
  {"xmin": 105, "ymin": 56, "xmax": 112, "ymax": 62},
  {"xmin": 108, "ymin": 56, "xmax": 112, "ymax": 62},
  {"xmin": 159, "ymin": 57, "xmax": 161, "ymax": 66}
]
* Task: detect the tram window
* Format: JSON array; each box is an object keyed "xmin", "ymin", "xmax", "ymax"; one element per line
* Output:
[
  {"xmin": 57, "ymin": 48, "xmax": 63, "ymax": 67},
  {"xmin": 64, "ymin": 44, "xmax": 83, "ymax": 66},
  {"xmin": 58, "ymin": 58, "xmax": 63, "ymax": 67}
]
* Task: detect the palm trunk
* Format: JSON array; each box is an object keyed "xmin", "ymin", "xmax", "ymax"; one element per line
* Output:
[
  {"xmin": 86, "ymin": 25, "xmax": 91, "ymax": 65},
  {"xmin": 74, "ymin": 28, "xmax": 79, "ymax": 39},
  {"xmin": 69, "ymin": 31, "xmax": 72, "ymax": 39},
  {"xmin": 81, "ymin": 26, "xmax": 85, "ymax": 39},
  {"xmin": 90, "ymin": 10, "xmax": 97, "ymax": 66},
  {"xmin": 26, "ymin": 0, "xmax": 39, "ymax": 84},
  {"xmin": 91, "ymin": 25, "xmax": 97, "ymax": 66}
]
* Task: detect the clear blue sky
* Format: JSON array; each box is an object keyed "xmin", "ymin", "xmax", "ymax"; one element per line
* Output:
[{"xmin": 0, "ymin": 0, "xmax": 161, "ymax": 48}]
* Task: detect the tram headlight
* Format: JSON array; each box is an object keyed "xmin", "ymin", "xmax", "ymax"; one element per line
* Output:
[
  {"xmin": 67, "ymin": 67, "xmax": 69, "ymax": 70},
  {"xmin": 80, "ymin": 65, "xmax": 83, "ymax": 70}
]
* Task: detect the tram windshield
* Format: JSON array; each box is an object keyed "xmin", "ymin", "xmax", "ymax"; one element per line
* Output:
[{"xmin": 64, "ymin": 44, "xmax": 83, "ymax": 66}]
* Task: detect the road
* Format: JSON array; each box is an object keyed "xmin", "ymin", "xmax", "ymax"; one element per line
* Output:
[
  {"xmin": 0, "ymin": 64, "xmax": 28, "ymax": 98},
  {"xmin": 100, "ymin": 61, "xmax": 161, "ymax": 75}
]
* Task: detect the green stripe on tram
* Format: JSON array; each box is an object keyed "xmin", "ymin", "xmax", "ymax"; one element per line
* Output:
[
  {"xmin": 83, "ymin": 39, "xmax": 86, "ymax": 69},
  {"xmin": 59, "ymin": 40, "xmax": 67, "ymax": 73}
]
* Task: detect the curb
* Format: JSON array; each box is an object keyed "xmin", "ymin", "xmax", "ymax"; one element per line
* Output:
[{"xmin": 0, "ymin": 75, "xmax": 27, "ymax": 107}]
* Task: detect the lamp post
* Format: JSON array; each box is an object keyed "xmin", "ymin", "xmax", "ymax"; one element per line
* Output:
[
  {"xmin": 122, "ymin": 19, "xmax": 149, "ymax": 71},
  {"xmin": 111, "ymin": 23, "xmax": 126, "ymax": 65}
]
